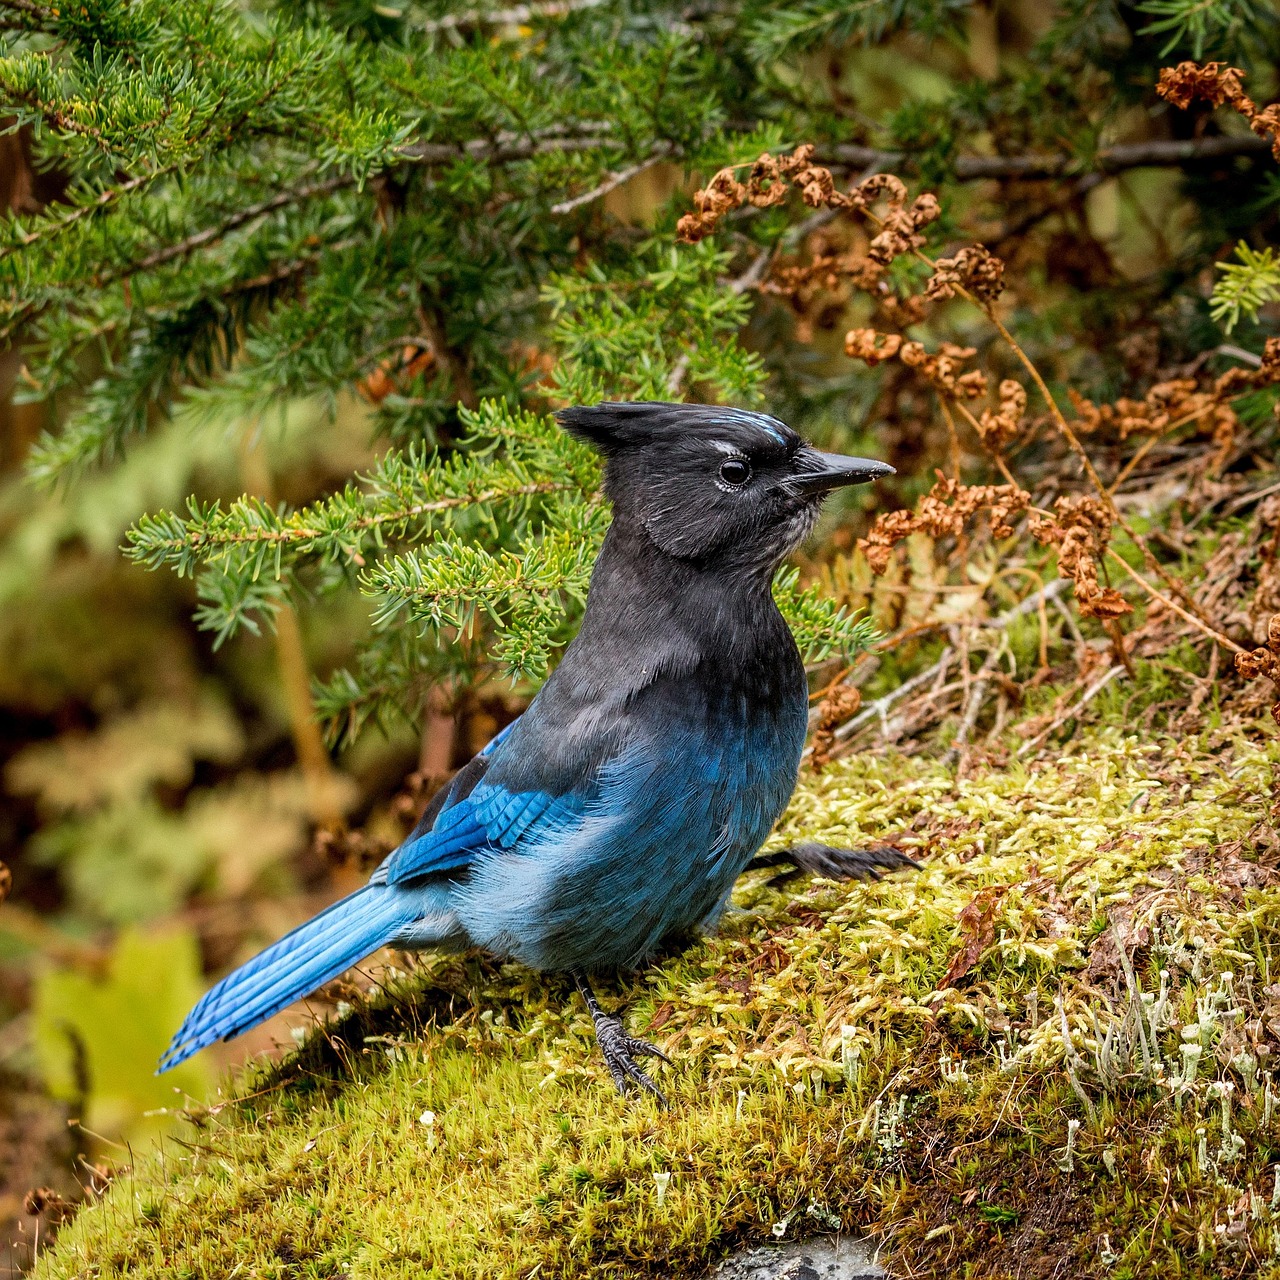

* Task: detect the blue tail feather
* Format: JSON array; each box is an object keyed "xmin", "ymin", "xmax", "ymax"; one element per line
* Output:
[{"xmin": 158, "ymin": 886, "xmax": 416, "ymax": 1072}]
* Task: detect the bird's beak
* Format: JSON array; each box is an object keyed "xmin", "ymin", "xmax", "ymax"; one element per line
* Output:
[{"xmin": 792, "ymin": 450, "xmax": 895, "ymax": 496}]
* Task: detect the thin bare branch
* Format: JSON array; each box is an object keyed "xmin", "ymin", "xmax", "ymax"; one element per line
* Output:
[
  {"xmin": 1105, "ymin": 549, "xmax": 1246, "ymax": 654},
  {"xmin": 399, "ymin": 130, "xmax": 615, "ymax": 165},
  {"xmin": 551, "ymin": 143, "xmax": 674, "ymax": 215},
  {"xmin": 419, "ymin": 0, "xmax": 608, "ymax": 33},
  {"xmin": 93, "ymin": 172, "xmax": 355, "ymax": 287},
  {"xmin": 819, "ymin": 134, "xmax": 1271, "ymax": 182},
  {"xmin": 0, "ymin": 167, "xmax": 173, "ymax": 266}
]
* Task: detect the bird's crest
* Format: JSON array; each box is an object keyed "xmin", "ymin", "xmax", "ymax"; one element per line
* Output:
[{"xmin": 556, "ymin": 401, "xmax": 791, "ymax": 454}]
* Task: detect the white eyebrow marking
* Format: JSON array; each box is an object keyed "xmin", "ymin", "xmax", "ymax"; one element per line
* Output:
[{"xmin": 705, "ymin": 407, "xmax": 789, "ymax": 446}]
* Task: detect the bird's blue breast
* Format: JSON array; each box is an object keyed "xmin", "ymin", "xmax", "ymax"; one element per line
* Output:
[{"xmin": 450, "ymin": 681, "xmax": 807, "ymax": 972}]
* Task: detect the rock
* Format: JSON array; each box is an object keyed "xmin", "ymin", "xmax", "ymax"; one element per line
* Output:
[{"xmin": 707, "ymin": 1235, "xmax": 888, "ymax": 1279}]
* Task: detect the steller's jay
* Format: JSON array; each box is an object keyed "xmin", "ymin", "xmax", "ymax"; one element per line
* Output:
[{"xmin": 160, "ymin": 401, "xmax": 916, "ymax": 1100}]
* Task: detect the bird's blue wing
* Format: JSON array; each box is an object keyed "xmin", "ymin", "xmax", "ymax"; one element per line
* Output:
[
  {"xmin": 384, "ymin": 782, "xmax": 587, "ymax": 884},
  {"xmin": 404, "ymin": 715, "xmax": 521, "ymax": 837},
  {"xmin": 376, "ymin": 714, "xmax": 592, "ymax": 885}
]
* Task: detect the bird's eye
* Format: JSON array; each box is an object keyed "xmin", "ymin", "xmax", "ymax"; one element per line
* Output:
[{"xmin": 718, "ymin": 456, "xmax": 752, "ymax": 487}]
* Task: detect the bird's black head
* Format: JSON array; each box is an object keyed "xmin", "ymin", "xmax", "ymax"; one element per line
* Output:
[{"xmin": 557, "ymin": 401, "xmax": 893, "ymax": 577}]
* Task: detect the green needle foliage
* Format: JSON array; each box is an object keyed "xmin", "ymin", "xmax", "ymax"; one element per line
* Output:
[
  {"xmin": 1137, "ymin": 0, "xmax": 1273, "ymax": 59},
  {"xmin": 3, "ymin": 0, "xmax": 1278, "ymax": 748},
  {"xmin": 1212, "ymin": 242, "xmax": 1280, "ymax": 333}
]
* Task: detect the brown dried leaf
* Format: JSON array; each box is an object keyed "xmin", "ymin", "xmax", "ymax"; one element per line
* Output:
[
  {"xmin": 1235, "ymin": 648, "xmax": 1279, "ymax": 681},
  {"xmin": 358, "ymin": 344, "xmax": 435, "ymax": 405},
  {"xmin": 938, "ymin": 885, "xmax": 1008, "ymax": 989},
  {"xmin": 1158, "ymin": 61, "xmax": 1280, "ymax": 160},
  {"xmin": 844, "ymin": 327, "xmax": 902, "ymax": 366},
  {"xmin": 1029, "ymin": 495, "xmax": 1131, "ymax": 620},
  {"xmin": 23, "ymin": 1187, "xmax": 75, "ymax": 1225},
  {"xmin": 1157, "ymin": 61, "xmax": 1247, "ymax": 111},
  {"xmin": 975, "ymin": 379, "xmax": 1027, "ymax": 450},
  {"xmin": 858, "ymin": 474, "xmax": 1031, "ymax": 574}
]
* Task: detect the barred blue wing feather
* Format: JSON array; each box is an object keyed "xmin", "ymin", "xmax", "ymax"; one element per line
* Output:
[
  {"xmin": 382, "ymin": 784, "xmax": 589, "ymax": 884},
  {"xmin": 160, "ymin": 719, "xmax": 536, "ymax": 1071},
  {"xmin": 397, "ymin": 715, "xmax": 522, "ymax": 844},
  {"xmin": 380, "ymin": 799, "xmax": 491, "ymax": 882}
]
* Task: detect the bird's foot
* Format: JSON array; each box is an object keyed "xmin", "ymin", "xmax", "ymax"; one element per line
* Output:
[
  {"xmin": 573, "ymin": 973, "xmax": 671, "ymax": 1106},
  {"xmin": 746, "ymin": 842, "xmax": 921, "ymax": 883},
  {"xmin": 593, "ymin": 1010, "xmax": 671, "ymax": 1104}
]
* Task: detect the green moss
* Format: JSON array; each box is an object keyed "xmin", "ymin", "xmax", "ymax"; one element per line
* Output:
[{"xmin": 38, "ymin": 719, "xmax": 1280, "ymax": 1279}]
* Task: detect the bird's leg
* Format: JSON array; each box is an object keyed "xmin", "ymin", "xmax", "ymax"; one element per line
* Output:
[
  {"xmin": 572, "ymin": 971, "xmax": 671, "ymax": 1106},
  {"xmin": 744, "ymin": 843, "xmax": 921, "ymax": 883}
]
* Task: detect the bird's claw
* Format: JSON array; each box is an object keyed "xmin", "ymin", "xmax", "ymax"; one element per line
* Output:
[
  {"xmin": 573, "ymin": 970, "xmax": 671, "ymax": 1105},
  {"xmin": 746, "ymin": 842, "xmax": 921, "ymax": 883},
  {"xmin": 593, "ymin": 1010, "xmax": 670, "ymax": 1105}
]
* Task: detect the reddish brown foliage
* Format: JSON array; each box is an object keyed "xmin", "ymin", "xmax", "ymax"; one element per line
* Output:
[
  {"xmin": 843, "ymin": 327, "xmax": 902, "ymax": 366},
  {"xmin": 1158, "ymin": 61, "xmax": 1280, "ymax": 161},
  {"xmin": 676, "ymin": 146, "xmax": 941, "ymax": 256},
  {"xmin": 976, "ymin": 379, "xmax": 1027, "ymax": 450},
  {"xmin": 765, "ymin": 240, "xmax": 887, "ymax": 305},
  {"xmin": 845, "ymin": 328, "xmax": 989, "ymax": 398},
  {"xmin": 926, "ymin": 245, "xmax": 1006, "ymax": 303},
  {"xmin": 1070, "ymin": 378, "xmax": 1222, "ymax": 440},
  {"xmin": 358, "ymin": 344, "xmax": 435, "ymax": 404},
  {"xmin": 900, "ymin": 340, "xmax": 989, "ymax": 399},
  {"xmin": 857, "ymin": 474, "xmax": 1031, "ymax": 573},
  {"xmin": 1234, "ymin": 614, "xmax": 1280, "ymax": 725},
  {"xmin": 1029, "ymin": 497, "xmax": 1132, "ymax": 621},
  {"xmin": 721, "ymin": 138, "xmax": 1280, "ymax": 735},
  {"xmin": 1066, "ymin": 339, "xmax": 1280, "ymax": 477},
  {"xmin": 809, "ymin": 683, "xmax": 863, "ymax": 772},
  {"xmin": 1070, "ymin": 378, "xmax": 1240, "ymax": 475},
  {"xmin": 22, "ymin": 1187, "xmax": 75, "ymax": 1226}
]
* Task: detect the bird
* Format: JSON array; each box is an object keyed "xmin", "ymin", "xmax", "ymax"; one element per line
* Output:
[{"xmin": 159, "ymin": 401, "xmax": 916, "ymax": 1100}]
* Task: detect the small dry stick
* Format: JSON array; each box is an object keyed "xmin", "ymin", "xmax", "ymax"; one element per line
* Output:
[
  {"xmin": 1018, "ymin": 664, "xmax": 1126, "ymax": 758},
  {"xmin": 938, "ymin": 397, "xmax": 963, "ymax": 479},
  {"xmin": 551, "ymin": 143, "xmax": 674, "ymax": 215},
  {"xmin": 1104, "ymin": 549, "xmax": 1245, "ymax": 654}
]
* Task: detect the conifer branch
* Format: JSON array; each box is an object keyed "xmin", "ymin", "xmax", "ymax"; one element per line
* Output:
[
  {"xmin": 129, "ymin": 480, "xmax": 571, "ymax": 561},
  {"xmin": 0, "ymin": 0, "xmax": 54, "ymax": 19},
  {"xmin": 419, "ymin": 0, "xmax": 611, "ymax": 32},
  {"xmin": 818, "ymin": 134, "xmax": 1271, "ymax": 181},
  {"xmin": 94, "ymin": 173, "xmax": 356, "ymax": 287},
  {"xmin": 0, "ymin": 167, "xmax": 177, "ymax": 266},
  {"xmin": 0, "ymin": 0, "xmax": 55, "ymax": 32}
]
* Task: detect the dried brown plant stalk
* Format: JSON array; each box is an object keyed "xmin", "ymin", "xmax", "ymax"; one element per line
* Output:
[
  {"xmin": 809, "ymin": 683, "xmax": 863, "ymax": 772},
  {"xmin": 676, "ymin": 146, "xmax": 940, "ymax": 258},
  {"xmin": 1028, "ymin": 498, "xmax": 1131, "ymax": 622},
  {"xmin": 679, "ymin": 127, "xmax": 1280, "ymax": 721},
  {"xmin": 1235, "ymin": 616, "xmax": 1280, "ymax": 726}
]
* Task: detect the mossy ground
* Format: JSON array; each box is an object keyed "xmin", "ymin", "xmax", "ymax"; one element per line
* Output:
[{"xmin": 36, "ymin": 702, "xmax": 1280, "ymax": 1279}]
